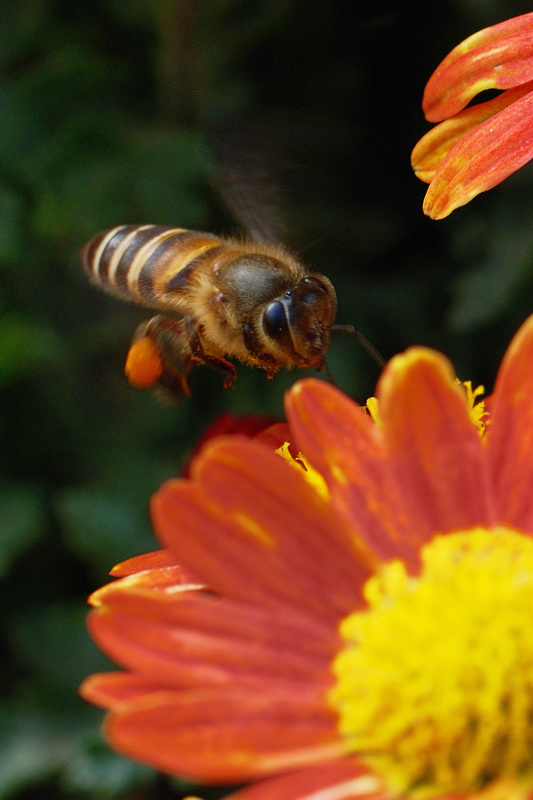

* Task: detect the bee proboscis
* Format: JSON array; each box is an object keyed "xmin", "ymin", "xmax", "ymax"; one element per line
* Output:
[{"xmin": 82, "ymin": 224, "xmax": 352, "ymax": 400}]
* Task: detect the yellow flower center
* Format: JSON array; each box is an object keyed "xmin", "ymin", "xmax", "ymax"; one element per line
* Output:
[{"xmin": 329, "ymin": 527, "xmax": 533, "ymax": 798}]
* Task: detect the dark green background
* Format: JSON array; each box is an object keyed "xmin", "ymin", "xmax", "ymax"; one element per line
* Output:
[{"xmin": 1, "ymin": 1, "xmax": 532, "ymax": 797}]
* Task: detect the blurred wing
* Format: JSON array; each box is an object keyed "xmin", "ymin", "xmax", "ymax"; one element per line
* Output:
[{"xmin": 210, "ymin": 115, "xmax": 292, "ymax": 245}]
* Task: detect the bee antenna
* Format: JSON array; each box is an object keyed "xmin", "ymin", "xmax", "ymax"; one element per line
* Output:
[{"xmin": 328, "ymin": 324, "xmax": 386, "ymax": 369}]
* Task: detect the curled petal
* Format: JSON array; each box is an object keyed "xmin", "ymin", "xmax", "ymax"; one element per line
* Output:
[
  {"xmin": 89, "ymin": 563, "xmax": 204, "ymax": 605},
  {"xmin": 412, "ymin": 81, "xmax": 533, "ymax": 183},
  {"xmin": 110, "ymin": 549, "xmax": 184, "ymax": 576},
  {"xmin": 423, "ymin": 12, "xmax": 533, "ymax": 121},
  {"xmin": 421, "ymin": 89, "xmax": 533, "ymax": 219}
]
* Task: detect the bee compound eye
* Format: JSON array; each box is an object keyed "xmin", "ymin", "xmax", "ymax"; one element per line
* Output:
[
  {"xmin": 262, "ymin": 301, "xmax": 289, "ymax": 341},
  {"xmin": 293, "ymin": 277, "xmax": 328, "ymax": 306}
]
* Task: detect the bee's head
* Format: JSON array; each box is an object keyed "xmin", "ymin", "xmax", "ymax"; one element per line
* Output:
[{"xmin": 261, "ymin": 275, "xmax": 337, "ymax": 368}]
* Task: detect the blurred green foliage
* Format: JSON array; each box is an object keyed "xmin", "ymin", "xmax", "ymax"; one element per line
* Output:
[{"xmin": 1, "ymin": 0, "xmax": 533, "ymax": 797}]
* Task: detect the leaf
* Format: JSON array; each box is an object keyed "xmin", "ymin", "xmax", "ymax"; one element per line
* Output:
[
  {"xmin": 0, "ymin": 313, "xmax": 66, "ymax": 385},
  {"xmin": 0, "ymin": 185, "xmax": 25, "ymax": 267},
  {"xmin": 0, "ymin": 484, "xmax": 46, "ymax": 577},
  {"xmin": 128, "ymin": 128, "xmax": 209, "ymax": 224},
  {"xmin": 449, "ymin": 213, "xmax": 533, "ymax": 331},
  {"xmin": 55, "ymin": 487, "xmax": 156, "ymax": 579},
  {"xmin": 0, "ymin": 703, "xmax": 96, "ymax": 799},
  {"xmin": 0, "ymin": 0, "xmax": 47, "ymax": 71},
  {"xmin": 62, "ymin": 736, "xmax": 156, "ymax": 798},
  {"xmin": 8, "ymin": 601, "xmax": 112, "ymax": 690}
]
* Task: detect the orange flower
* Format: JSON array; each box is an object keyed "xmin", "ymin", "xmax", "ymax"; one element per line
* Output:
[
  {"xmin": 81, "ymin": 315, "xmax": 533, "ymax": 800},
  {"xmin": 412, "ymin": 12, "xmax": 533, "ymax": 219}
]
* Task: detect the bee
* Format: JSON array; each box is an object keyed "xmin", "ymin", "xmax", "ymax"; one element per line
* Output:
[{"xmin": 82, "ymin": 224, "xmax": 353, "ymax": 400}]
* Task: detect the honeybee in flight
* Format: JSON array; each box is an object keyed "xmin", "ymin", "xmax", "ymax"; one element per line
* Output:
[{"xmin": 82, "ymin": 224, "xmax": 354, "ymax": 400}]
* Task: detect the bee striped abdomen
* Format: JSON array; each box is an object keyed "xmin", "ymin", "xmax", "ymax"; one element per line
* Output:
[
  {"xmin": 82, "ymin": 225, "xmax": 224, "ymax": 309},
  {"xmin": 82, "ymin": 219, "xmax": 343, "ymax": 399}
]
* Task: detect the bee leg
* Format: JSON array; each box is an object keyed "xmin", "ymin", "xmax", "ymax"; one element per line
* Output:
[
  {"xmin": 183, "ymin": 317, "xmax": 238, "ymax": 389},
  {"xmin": 242, "ymin": 323, "xmax": 280, "ymax": 378},
  {"xmin": 126, "ymin": 315, "xmax": 193, "ymax": 400}
]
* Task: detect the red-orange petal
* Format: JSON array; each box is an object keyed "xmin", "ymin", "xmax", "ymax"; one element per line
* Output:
[
  {"xmin": 285, "ymin": 380, "xmax": 420, "ymax": 568},
  {"xmin": 486, "ymin": 314, "xmax": 533, "ymax": 531},
  {"xmin": 151, "ymin": 437, "xmax": 376, "ymax": 623},
  {"xmin": 412, "ymin": 81, "xmax": 533, "ymax": 183},
  {"xmin": 103, "ymin": 688, "xmax": 343, "ymax": 782},
  {"xmin": 85, "ymin": 588, "xmax": 336, "ymax": 692},
  {"xmin": 89, "ymin": 564, "xmax": 204, "ymax": 607},
  {"xmin": 423, "ymin": 12, "xmax": 533, "ymax": 121},
  {"xmin": 377, "ymin": 348, "xmax": 494, "ymax": 539},
  {"xmin": 223, "ymin": 760, "xmax": 386, "ymax": 800},
  {"xmin": 181, "ymin": 413, "xmax": 277, "ymax": 477},
  {"xmin": 255, "ymin": 422, "xmax": 293, "ymax": 450},
  {"xmin": 80, "ymin": 672, "xmax": 168, "ymax": 709},
  {"xmin": 421, "ymin": 89, "xmax": 533, "ymax": 219},
  {"xmin": 110, "ymin": 549, "xmax": 182, "ymax": 576}
]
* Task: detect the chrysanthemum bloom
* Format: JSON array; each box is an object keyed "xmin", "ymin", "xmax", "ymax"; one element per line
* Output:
[
  {"xmin": 411, "ymin": 12, "xmax": 533, "ymax": 219},
  {"xmin": 81, "ymin": 314, "xmax": 533, "ymax": 800}
]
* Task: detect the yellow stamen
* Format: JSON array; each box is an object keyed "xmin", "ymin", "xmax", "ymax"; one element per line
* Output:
[
  {"xmin": 329, "ymin": 527, "xmax": 533, "ymax": 798},
  {"xmin": 457, "ymin": 379, "xmax": 488, "ymax": 435},
  {"xmin": 275, "ymin": 443, "xmax": 330, "ymax": 500},
  {"xmin": 365, "ymin": 396, "xmax": 382, "ymax": 426}
]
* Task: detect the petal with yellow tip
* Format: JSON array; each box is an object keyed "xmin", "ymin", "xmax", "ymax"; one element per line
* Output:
[
  {"xmin": 421, "ymin": 88, "xmax": 533, "ymax": 219},
  {"xmin": 423, "ymin": 11, "xmax": 533, "ymax": 121},
  {"xmin": 376, "ymin": 347, "xmax": 492, "ymax": 536},
  {"xmin": 412, "ymin": 81, "xmax": 533, "ymax": 183}
]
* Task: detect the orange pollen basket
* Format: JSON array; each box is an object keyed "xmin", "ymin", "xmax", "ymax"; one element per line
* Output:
[{"xmin": 125, "ymin": 336, "xmax": 164, "ymax": 388}]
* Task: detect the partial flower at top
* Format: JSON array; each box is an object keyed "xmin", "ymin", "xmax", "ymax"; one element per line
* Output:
[
  {"xmin": 412, "ymin": 12, "xmax": 533, "ymax": 219},
  {"xmin": 81, "ymin": 314, "xmax": 533, "ymax": 800}
]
